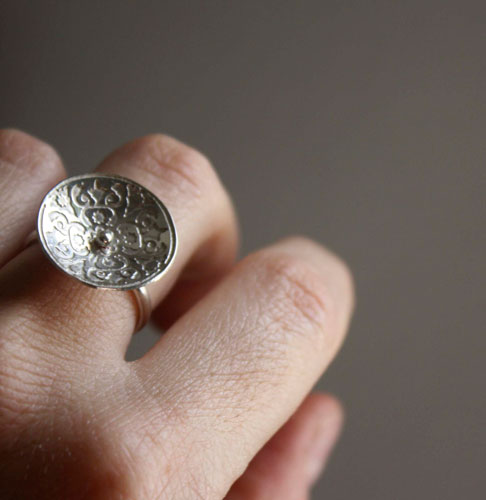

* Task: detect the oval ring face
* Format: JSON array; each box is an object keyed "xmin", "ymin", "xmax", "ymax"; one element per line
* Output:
[{"xmin": 37, "ymin": 174, "xmax": 177, "ymax": 290}]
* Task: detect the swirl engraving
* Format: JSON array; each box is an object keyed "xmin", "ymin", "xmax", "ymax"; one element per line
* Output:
[{"xmin": 38, "ymin": 175, "xmax": 176, "ymax": 290}]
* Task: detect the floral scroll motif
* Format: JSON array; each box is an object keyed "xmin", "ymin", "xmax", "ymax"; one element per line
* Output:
[{"xmin": 38, "ymin": 175, "xmax": 175, "ymax": 289}]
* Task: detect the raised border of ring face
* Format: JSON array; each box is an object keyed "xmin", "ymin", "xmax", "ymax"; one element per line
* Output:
[{"xmin": 37, "ymin": 173, "xmax": 177, "ymax": 291}]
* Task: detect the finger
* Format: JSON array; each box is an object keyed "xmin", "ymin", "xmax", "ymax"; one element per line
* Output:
[
  {"xmin": 151, "ymin": 263, "xmax": 229, "ymax": 330},
  {"xmin": 226, "ymin": 393, "xmax": 343, "ymax": 500},
  {"xmin": 96, "ymin": 134, "xmax": 239, "ymax": 313},
  {"xmin": 0, "ymin": 129, "xmax": 65, "ymax": 267},
  {"xmin": 134, "ymin": 236, "xmax": 354, "ymax": 498},
  {"xmin": 0, "ymin": 134, "xmax": 237, "ymax": 360}
]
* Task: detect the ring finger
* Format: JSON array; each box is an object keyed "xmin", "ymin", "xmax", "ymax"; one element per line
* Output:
[{"xmin": 0, "ymin": 133, "xmax": 238, "ymax": 360}]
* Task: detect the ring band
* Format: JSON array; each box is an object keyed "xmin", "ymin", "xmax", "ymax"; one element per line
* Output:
[
  {"xmin": 130, "ymin": 287, "xmax": 152, "ymax": 332},
  {"xmin": 35, "ymin": 174, "xmax": 177, "ymax": 331}
]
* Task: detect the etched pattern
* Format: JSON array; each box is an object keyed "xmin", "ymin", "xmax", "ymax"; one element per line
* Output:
[{"xmin": 38, "ymin": 175, "xmax": 176, "ymax": 290}]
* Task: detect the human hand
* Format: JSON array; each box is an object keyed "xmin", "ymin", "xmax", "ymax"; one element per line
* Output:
[{"xmin": 0, "ymin": 130, "xmax": 354, "ymax": 499}]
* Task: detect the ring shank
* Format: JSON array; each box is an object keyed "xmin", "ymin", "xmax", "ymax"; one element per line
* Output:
[{"xmin": 130, "ymin": 286, "xmax": 152, "ymax": 332}]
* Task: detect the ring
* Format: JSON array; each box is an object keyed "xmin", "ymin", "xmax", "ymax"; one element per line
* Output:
[{"xmin": 36, "ymin": 174, "xmax": 177, "ymax": 331}]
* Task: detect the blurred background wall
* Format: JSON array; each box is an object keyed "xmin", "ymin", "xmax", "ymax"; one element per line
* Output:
[{"xmin": 1, "ymin": 1, "xmax": 484, "ymax": 498}]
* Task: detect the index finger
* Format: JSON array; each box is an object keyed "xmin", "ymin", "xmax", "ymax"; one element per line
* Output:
[{"xmin": 133, "ymin": 236, "xmax": 354, "ymax": 498}]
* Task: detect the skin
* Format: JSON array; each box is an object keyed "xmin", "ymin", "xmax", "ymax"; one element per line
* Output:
[{"xmin": 0, "ymin": 129, "xmax": 354, "ymax": 499}]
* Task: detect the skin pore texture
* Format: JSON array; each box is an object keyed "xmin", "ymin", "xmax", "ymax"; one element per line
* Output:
[{"xmin": 0, "ymin": 129, "xmax": 354, "ymax": 500}]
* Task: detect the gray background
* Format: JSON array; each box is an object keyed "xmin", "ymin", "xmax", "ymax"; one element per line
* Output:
[{"xmin": 1, "ymin": 1, "xmax": 484, "ymax": 498}]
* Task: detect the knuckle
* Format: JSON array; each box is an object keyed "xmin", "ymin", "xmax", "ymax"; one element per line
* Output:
[
  {"xmin": 0, "ymin": 128, "xmax": 64, "ymax": 179},
  {"xmin": 244, "ymin": 250, "xmax": 334, "ymax": 344},
  {"xmin": 129, "ymin": 134, "xmax": 217, "ymax": 200},
  {"xmin": 277, "ymin": 235, "xmax": 355, "ymax": 318}
]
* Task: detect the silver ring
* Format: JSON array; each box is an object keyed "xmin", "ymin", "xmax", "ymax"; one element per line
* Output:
[{"xmin": 36, "ymin": 174, "xmax": 177, "ymax": 331}]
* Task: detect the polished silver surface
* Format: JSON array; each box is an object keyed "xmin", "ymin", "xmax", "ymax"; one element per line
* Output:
[
  {"xmin": 38, "ymin": 174, "xmax": 177, "ymax": 290},
  {"xmin": 130, "ymin": 286, "xmax": 152, "ymax": 332}
]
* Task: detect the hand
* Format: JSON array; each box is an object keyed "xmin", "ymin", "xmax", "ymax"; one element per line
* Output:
[{"xmin": 0, "ymin": 130, "xmax": 354, "ymax": 499}]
